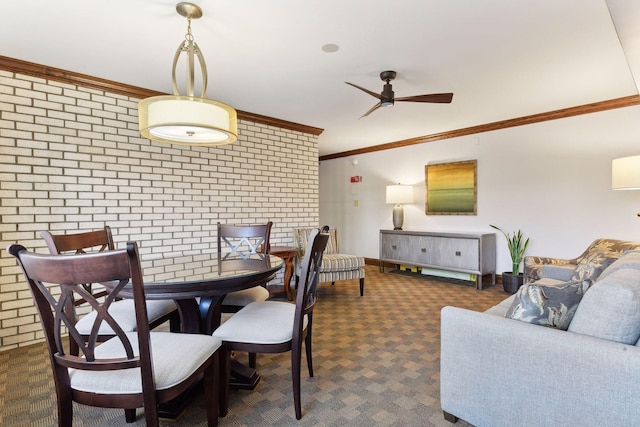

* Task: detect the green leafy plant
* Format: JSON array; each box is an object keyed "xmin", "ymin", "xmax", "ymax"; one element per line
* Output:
[{"xmin": 490, "ymin": 224, "xmax": 530, "ymax": 275}]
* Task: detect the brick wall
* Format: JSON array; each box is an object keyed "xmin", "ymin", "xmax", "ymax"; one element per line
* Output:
[{"xmin": 0, "ymin": 69, "xmax": 319, "ymax": 351}]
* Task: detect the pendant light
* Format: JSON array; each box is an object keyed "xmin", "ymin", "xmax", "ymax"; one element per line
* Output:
[{"xmin": 138, "ymin": 2, "xmax": 237, "ymax": 146}]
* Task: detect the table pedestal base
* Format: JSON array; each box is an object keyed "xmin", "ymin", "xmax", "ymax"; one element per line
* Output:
[
  {"xmin": 158, "ymin": 380, "xmax": 202, "ymax": 421},
  {"xmin": 230, "ymin": 358, "xmax": 261, "ymax": 390},
  {"xmin": 157, "ymin": 358, "xmax": 261, "ymax": 422}
]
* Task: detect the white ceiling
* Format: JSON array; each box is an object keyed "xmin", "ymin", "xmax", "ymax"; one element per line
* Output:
[{"xmin": 1, "ymin": 0, "xmax": 638, "ymax": 157}]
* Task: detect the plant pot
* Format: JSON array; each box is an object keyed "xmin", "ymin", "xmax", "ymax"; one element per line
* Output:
[{"xmin": 502, "ymin": 272, "xmax": 524, "ymax": 294}]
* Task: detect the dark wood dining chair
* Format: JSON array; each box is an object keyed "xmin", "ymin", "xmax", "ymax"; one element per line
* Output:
[
  {"xmin": 212, "ymin": 227, "xmax": 330, "ymax": 419},
  {"xmin": 41, "ymin": 227, "xmax": 180, "ymax": 345},
  {"xmin": 217, "ymin": 221, "xmax": 273, "ymax": 368},
  {"xmin": 217, "ymin": 221, "xmax": 273, "ymax": 313},
  {"xmin": 7, "ymin": 242, "xmax": 222, "ymax": 427}
]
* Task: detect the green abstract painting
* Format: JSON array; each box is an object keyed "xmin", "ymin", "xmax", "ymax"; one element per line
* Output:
[{"xmin": 425, "ymin": 160, "xmax": 477, "ymax": 215}]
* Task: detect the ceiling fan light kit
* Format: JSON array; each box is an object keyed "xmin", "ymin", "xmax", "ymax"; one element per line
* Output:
[
  {"xmin": 346, "ymin": 70, "xmax": 453, "ymax": 118},
  {"xmin": 138, "ymin": 2, "xmax": 238, "ymax": 146}
]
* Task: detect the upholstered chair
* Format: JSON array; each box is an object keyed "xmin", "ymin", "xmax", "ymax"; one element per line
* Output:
[{"xmin": 293, "ymin": 227, "xmax": 365, "ymax": 296}]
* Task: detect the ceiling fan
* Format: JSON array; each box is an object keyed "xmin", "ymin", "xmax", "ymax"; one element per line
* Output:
[{"xmin": 345, "ymin": 71, "xmax": 453, "ymax": 118}]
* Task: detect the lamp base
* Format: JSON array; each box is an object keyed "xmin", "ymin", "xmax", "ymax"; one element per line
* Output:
[{"xmin": 392, "ymin": 204, "xmax": 404, "ymax": 231}]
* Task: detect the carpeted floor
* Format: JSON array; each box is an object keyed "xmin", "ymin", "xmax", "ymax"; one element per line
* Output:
[{"xmin": 0, "ymin": 265, "xmax": 507, "ymax": 426}]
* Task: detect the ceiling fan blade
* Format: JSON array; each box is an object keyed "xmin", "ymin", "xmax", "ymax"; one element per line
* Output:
[
  {"xmin": 345, "ymin": 82, "xmax": 383, "ymax": 100},
  {"xmin": 360, "ymin": 102, "xmax": 382, "ymax": 118},
  {"xmin": 395, "ymin": 93, "xmax": 454, "ymax": 103}
]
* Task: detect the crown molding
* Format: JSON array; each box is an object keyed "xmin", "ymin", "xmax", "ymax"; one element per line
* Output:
[
  {"xmin": 3, "ymin": 55, "xmax": 636, "ymax": 152},
  {"xmin": 319, "ymin": 94, "xmax": 640, "ymax": 161},
  {"xmin": 0, "ymin": 55, "xmax": 324, "ymax": 137}
]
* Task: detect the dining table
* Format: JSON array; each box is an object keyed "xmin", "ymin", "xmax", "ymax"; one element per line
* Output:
[{"xmin": 115, "ymin": 250, "xmax": 284, "ymax": 419}]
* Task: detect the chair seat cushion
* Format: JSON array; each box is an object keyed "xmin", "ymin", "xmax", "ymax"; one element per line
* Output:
[
  {"xmin": 213, "ymin": 301, "xmax": 307, "ymax": 345},
  {"xmin": 69, "ymin": 332, "xmax": 221, "ymax": 394},
  {"xmin": 320, "ymin": 254, "xmax": 365, "ymax": 272},
  {"xmin": 222, "ymin": 286, "xmax": 270, "ymax": 307},
  {"xmin": 75, "ymin": 299, "xmax": 177, "ymax": 335}
]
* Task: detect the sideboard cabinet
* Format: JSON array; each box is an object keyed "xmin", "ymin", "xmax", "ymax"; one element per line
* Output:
[{"xmin": 379, "ymin": 230, "xmax": 496, "ymax": 290}]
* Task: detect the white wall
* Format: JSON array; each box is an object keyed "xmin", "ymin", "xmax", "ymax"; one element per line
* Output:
[{"xmin": 320, "ymin": 105, "xmax": 640, "ymax": 274}]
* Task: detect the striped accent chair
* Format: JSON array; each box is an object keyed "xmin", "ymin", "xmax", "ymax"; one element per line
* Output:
[{"xmin": 294, "ymin": 227, "xmax": 365, "ymax": 296}]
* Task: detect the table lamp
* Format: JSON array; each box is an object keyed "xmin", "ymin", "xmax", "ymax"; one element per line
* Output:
[
  {"xmin": 612, "ymin": 155, "xmax": 640, "ymax": 216},
  {"xmin": 386, "ymin": 184, "xmax": 414, "ymax": 230}
]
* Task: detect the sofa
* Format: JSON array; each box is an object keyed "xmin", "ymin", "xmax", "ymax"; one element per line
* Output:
[{"xmin": 441, "ymin": 249, "xmax": 640, "ymax": 427}]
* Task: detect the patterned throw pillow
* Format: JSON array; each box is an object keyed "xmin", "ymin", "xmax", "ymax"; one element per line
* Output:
[
  {"xmin": 571, "ymin": 251, "xmax": 616, "ymax": 281},
  {"xmin": 505, "ymin": 280, "xmax": 592, "ymax": 330}
]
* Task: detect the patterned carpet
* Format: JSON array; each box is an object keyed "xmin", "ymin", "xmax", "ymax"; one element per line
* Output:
[{"xmin": 0, "ymin": 265, "xmax": 507, "ymax": 426}]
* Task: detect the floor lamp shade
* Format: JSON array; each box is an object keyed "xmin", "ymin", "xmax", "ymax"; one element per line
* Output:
[
  {"xmin": 612, "ymin": 155, "xmax": 640, "ymax": 217},
  {"xmin": 386, "ymin": 185, "xmax": 414, "ymax": 230},
  {"xmin": 612, "ymin": 155, "xmax": 640, "ymax": 190}
]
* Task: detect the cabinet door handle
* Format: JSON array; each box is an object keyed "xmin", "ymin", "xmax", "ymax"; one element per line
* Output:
[
  {"xmin": 455, "ymin": 251, "xmax": 461, "ymax": 256},
  {"xmin": 391, "ymin": 245, "xmax": 397, "ymax": 250},
  {"xmin": 421, "ymin": 248, "xmax": 426, "ymax": 253}
]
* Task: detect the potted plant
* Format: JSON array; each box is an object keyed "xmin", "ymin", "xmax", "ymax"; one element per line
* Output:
[{"xmin": 490, "ymin": 224, "xmax": 530, "ymax": 294}]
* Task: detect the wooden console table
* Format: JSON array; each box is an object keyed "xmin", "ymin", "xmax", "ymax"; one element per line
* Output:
[{"xmin": 379, "ymin": 230, "xmax": 496, "ymax": 290}]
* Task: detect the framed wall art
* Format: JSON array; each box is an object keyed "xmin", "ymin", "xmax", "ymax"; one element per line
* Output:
[{"xmin": 425, "ymin": 160, "xmax": 477, "ymax": 215}]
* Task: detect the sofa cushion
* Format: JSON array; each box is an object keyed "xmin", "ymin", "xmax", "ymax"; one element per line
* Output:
[
  {"xmin": 505, "ymin": 280, "xmax": 591, "ymax": 330},
  {"xmin": 569, "ymin": 262, "xmax": 640, "ymax": 344}
]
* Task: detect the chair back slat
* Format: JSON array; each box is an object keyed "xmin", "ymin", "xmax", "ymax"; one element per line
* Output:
[
  {"xmin": 217, "ymin": 222, "xmax": 272, "ymax": 260},
  {"xmin": 41, "ymin": 227, "xmax": 116, "ymax": 303},
  {"xmin": 7, "ymin": 243, "xmax": 151, "ymax": 373},
  {"xmin": 41, "ymin": 226, "xmax": 115, "ymax": 254}
]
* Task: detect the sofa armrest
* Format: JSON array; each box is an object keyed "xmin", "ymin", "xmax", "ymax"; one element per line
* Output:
[{"xmin": 440, "ymin": 306, "xmax": 640, "ymax": 427}]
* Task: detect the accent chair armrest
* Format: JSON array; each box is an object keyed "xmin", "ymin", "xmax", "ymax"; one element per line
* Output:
[{"xmin": 524, "ymin": 255, "xmax": 576, "ymax": 283}]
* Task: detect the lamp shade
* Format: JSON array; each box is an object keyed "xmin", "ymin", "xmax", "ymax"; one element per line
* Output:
[
  {"xmin": 138, "ymin": 95, "xmax": 238, "ymax": 146},
  {"xmin": 612, "ymin": 155, "xmax": 640, "ymax": 190},
  {"xmin": 386, "ymin": 185, "xmax": 414, "ymax": 204}
]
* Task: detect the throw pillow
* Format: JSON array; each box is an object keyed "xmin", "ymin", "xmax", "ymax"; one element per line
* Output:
[
  {"xmin": 597, "ymin": 250, "xmax": 640, "ymax": 282},
  {"xmin": 568, "ymin": 272, "xmax": 640, "ymax": 344},
  {"xmin": 571, "ymin": 252, "xmax": 616, "ymax": 281},
  {"xmin": 505, "ymin": 280, "xmax": 591, "ymax": 330}
]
